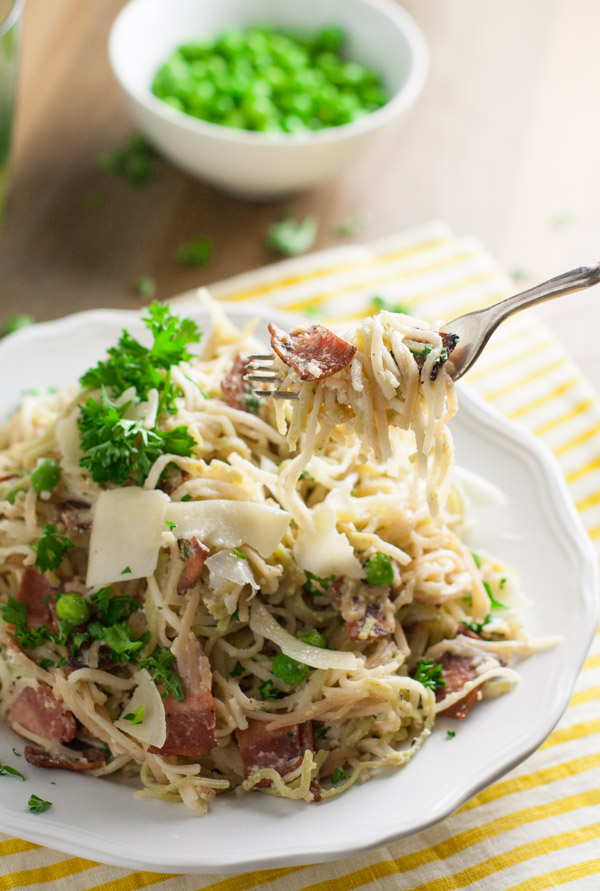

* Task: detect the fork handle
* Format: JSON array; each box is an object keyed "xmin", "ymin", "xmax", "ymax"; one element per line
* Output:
[{"xmin": 482, "ymin": 262, "xmax": 600, "ymax": 330}]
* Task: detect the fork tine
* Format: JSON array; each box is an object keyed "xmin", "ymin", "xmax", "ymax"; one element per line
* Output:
[
  {"xmin": 245, "ymin": 374, "xmax": 282, "ymax": 382},
  {"xmin": 253, "ymin": 389, "xmax": 299, "ymax": 400},
  {"xmin": 248, "ymin": 353, "xmax": 274, "ymax": 361}
]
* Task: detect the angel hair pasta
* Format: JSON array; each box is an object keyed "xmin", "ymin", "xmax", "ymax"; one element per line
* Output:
[{"xmin": 0, "ymin": 295, "xmax": 558, "ymax": 814}]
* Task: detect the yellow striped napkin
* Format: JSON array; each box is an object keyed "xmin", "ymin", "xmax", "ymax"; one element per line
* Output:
[{"xmin": 2, "ymin": 222, "xmax": 599, "ymax": 891}]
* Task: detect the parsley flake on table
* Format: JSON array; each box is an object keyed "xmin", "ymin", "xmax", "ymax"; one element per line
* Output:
[
  {"xmin": 176, "ymin": 237, "xmax": 213, "ymax": 267},
  {"xmin": 27, "ymin": 794, "xmax": 52, "ymax": 814},
  {"xmin": 267, "ymin": 215, "xmax": 318, "ymax": 257},
  {"xmin": 413, "ymin": 659, "xmax": 445, "ymax": 691},
  {"xmin": 134, "ymin": 274, "xmax": 157, "ymax": 299},
  {"xmin": 97, "ymin": 134, "xmax": 159, "ymax": 188},
  {"xmin": 0, "ymin": 762, "xmax": 25, "ymax": 780}
]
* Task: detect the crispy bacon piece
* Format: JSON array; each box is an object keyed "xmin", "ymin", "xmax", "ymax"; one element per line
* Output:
[
  {"xmin": 268, "ymin": 322, "xmax": 356, "ymax": 381},
  {"xmin": 148, "ymin": 638, "xmax": 216, "ymax": 757},
  {"xmin": 177, "ymin": 537, "xmax": 209, "ymax": 593},
  {"xmin": 16, "ymin": 568, "xmax": 56, "ymax": 632},
  {"xmin": 24, "ymin": 744, "xmax": 106, "ymax": 771},
  {"xmin": 7, "ymin": 685, "xmax": 76, "ymax": 742},
  {"xmin": 58, "ymin": 500, "xmax": 93, "ymax": 533},
  {"xmin": 221, "ymin": 354, "xmax": 257, "ymax": 411},
  {"xmin": 435, "ymin": 652, "xmax": 480, "ymax": 720},
  {"xmin": 159, "ymin": 468, "xmax": 189, "ymax": 495},
  {"xmin": 236, "ymin": 720, "xmax": 320, "ymax": 799},
  {"xmin": 331, "ymin": 577, "xmax": 393, "ymax": 641}
]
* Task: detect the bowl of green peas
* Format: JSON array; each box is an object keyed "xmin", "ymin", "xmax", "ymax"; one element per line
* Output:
[{"xmin": 109, "ymin": 0, "xmax": 428, "ymax": 199}]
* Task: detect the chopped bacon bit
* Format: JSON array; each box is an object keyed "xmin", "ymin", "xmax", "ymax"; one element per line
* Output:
[
  {"xmin": 177, "ymin": 537, "xmax": 209, "ymax": 593},
  {"xmin": 16, "ymin": 568, "xmax": 56, "ymax": 632},
  {"xmin": 8, "ymin": 685, "xmax": 76, "ymax": 743},
  {"xmin": 222, "ymin": 354, "xmax": 257, "ymax": 412},
  {"xmin": 159, "ymin": 468, "xmax": 189, "ymax": 495},
  {"xmin": 332, "ymin": 576, "xmax": 393, "ymax": 642},
  {"xmin": 24, "ymin": 744, "xmax": 106, "ymax": 771},
  {"xmin": 456, "ymin": 623, "xmax": 483, "ymax": 641},
  {"xmin": 236, "ymin": 720, "xmax": 320, "ymax": 799},
  {"xmin": 435, "ymin": 652, "xmax": 480, "ymax": 720},
  {"xmin": 149, "ymin": 638, "xmax": 216, "ymax": 757},
  {"xmin": 58, "ymin": 501, "xmax": 93, "ymax": 532},
  {"xmin": 0, "ymin": 473, "xmax": 18, "ymax": 483},
  {"xmin": 268, "ymin": 322, "xmax": 356, "ymax": 381},
  {"xmin": 347, "ymin": 603, "xmax": 392, "ymax": 641}
]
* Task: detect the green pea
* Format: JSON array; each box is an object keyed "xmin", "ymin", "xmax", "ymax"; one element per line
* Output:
[
  {"xmin": 296, "ymin": 628, "xmax": 326, "ymax": 648},
  {"xmin": 365, "ymin": 552, "xmax": 394, "ymax": 587},
  {"xmin": 271, "ymin": 652, "xmax": 309, "ymax": 685},
  {"xmin": 31, "ymin": 459, "xmax": 61, "ymax": 493},
  {"xmin": 56, "ymin": 593, "xmax": 90, "ymax": 625}
]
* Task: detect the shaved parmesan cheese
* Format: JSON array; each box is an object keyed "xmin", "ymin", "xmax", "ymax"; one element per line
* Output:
[
  {"xmin": 165, "ymin": 500, "xmax": 290, "ymax": 557},
  {"xmin": 205, "ymin": 550, "xmax": 258, "ymax": 592},
  {"xmin": 114, "ymin": 669, "xmax": 166, "ymax": 748},
  {"xmin": 55, "ymin": 410, "xmax": 84, "ymax": 474},
  {"xmin": 294, "ymin": 498, "xmax": 364, "ymax": 580},
  {"xmin": 86, "ymin": 487, "xmax": 169, "ymax": 587},
  {"xmin": 250, "ymin": 599, "xmax": 359, "ymax": 671}
]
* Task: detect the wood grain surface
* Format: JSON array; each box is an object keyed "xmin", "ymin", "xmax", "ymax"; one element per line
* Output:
[{"xmin": 1, "ymin": 0, "xmax": 599, "ymax": 385}]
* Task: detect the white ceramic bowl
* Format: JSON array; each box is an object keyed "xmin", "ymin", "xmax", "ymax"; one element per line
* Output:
[{"xmin": 108, "ymin": 0, "xmax": 428, "ymax": 199}]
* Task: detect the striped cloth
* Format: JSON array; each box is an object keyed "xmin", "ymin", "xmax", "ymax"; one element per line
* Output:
[{"xmin": 2, "ymin": 221, "xmax": 599, "ymax": 891}]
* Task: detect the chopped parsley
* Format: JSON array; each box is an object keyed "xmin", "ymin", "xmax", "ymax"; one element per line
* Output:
[
  {"xmin": 298, "ymin": 470, "xmax": 314, "ymax": 482},
  {"xmin": 123, "ymin": 705, "xmax": 145, "ymax": 725},
  {"xmin": 0, "ymin": 762, "xmax": 25, "ymax": 780},
  {"xmin": 231, "ymin": 548, "xmax": 246, "ymax": 559},
  {"xmin": 242, "ymin": 393, "xmax": 260, "ymax": 415},
  {"xmin": 370, "ymin": 295, "xmax": 410, "ymax": 315},
  {"xmin": 330, "ymin": 767, "xmax": 349, "ymax": 785},
  {"xmin": 90, "ymin": 587, "xmax": 140, "ymax": 625},
  {"xmin": 97, "ymin": 135, "xmax": 159, "ymax": 188},
  {"xmin": 27, "ymin": 794, "xmax": 52, "ymax": 814},
  {"xmin": 138, "ymin": 647, "xmax": 184, "ymax": 702},
  {"xmin": 447, "ymin": 730, "xmax": 456, "ymax": 739},
  {"xmin": 471, "ymin": 551, "xmax": 481, "ymax": 569},
  {"xmin": 120, "ymin": 566, "xmax": 132, "ymax": 575},
  {"xmin": 230, "ymin": 662, "xmax": 245, "ymax": 678},
  {"xmin": 1, "ymin": 596, "xmax": 53, "ymax": 651},
  {"xmin": 181, "ymin": 494, "xmax": 192, "ymax": 502},
  {"xmin": 336, "ymin": 210, "xmax": 368, "ymax": 237},
  {"xmin": 176, "ymin": 237, "xmax": 213, "ymax": 267},
  {"xmin": 87, "ymin": 622, "xmax": 147, "ymax": 662},
  {"xmin": 134, "ymin": 274, "xmax": 157, "ymax": 299},
  {"xmin": 483, "ymin": 581, "xmax": 508, "ymax": 611},
  {"xmin": 258, "ymin": 679, "xmax": 279, "ymax": 701},
  {"xmin": 304, "ymin": 571, "xmax": 335, "ymax": 596},
  {"xmin": 267, "ymin": 216, "xmax": 318, "ymax": 257},
  {"xmin": 33, "ymin": 523, "xmax": 74, "ymax": 574},
  {"xmin": 314, "ymin": 725, "xmax": 328, "ymax": 739},
  {"xmin": 37, "ymin": 658, "xmax": 55, "ymax": 671},
  {"xmin": 165, "ymin": 520, "xmax": 177, "ymax": 531},
  {"xmin": 463, "ymin": 614, "xmax": 491, "ymax": 636},
  {"xmin": 413, "ymin": 659, "xmax": 445, "ymax": 691},
  {"xmin": 365, "ymin": 552, "xmax": 394, "ymax": 587}
]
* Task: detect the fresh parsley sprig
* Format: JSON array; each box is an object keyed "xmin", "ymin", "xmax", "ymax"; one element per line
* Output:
[{"xmin": 79, "ymin": 302, "xmax": 201, "ymax": 409}]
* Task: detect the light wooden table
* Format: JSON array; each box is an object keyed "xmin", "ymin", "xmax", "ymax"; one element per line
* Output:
[{"xmin": 1, "ymin": 0, "xmax": 600, "ymax": 385}]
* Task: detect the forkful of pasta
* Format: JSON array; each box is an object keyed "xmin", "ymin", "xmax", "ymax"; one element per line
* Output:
[{"xmin": 247, "ymin": 261, "xmax": 600, "ymax": 396}]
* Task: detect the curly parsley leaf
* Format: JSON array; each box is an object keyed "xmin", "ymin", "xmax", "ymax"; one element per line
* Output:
[
  {"xmin": 78, "ymin": 388, "xmax": 195, "ymax": 486},
  {"xmin": 258, "ymin": 679, "xmax": 279, "ymax": 701},
  {"xmin": 90, "ymin": 587, "xmax": 140, "ymax": 626},
  {"xmin": 34, "ymin": 524, "xmax": 74, "ymax": 574},
  {"xmin": 331, "ymin": 767, "xmax": 349, "ymax": 785},
  {"xmin": 27, "ymin": 794, "xmax": 52, "ymax": 813},
  {"xmin": 138, "ymin": 647, "xmax": 184, "ymax": 702},
  {"xmin": 304, "ymin": 571, "xmax": 336, "ymax": 596},
  {"xmin": 413, "ymin": 659, "xmax": 445, "ymax": 691}
]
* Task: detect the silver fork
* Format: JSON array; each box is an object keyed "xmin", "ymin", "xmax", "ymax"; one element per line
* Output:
[
  {"xmin": 445, "ymin": 261, "xmax": 600, "ymax": 380},
  {"xmin": 246, "ymin": 262, "xmax": 600, "ymax": 393}
]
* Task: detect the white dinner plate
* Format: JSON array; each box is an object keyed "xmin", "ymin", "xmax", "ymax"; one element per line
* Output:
[{"xmin": 0, "ymin": 304, "xmax": 597, "ymax": 874}]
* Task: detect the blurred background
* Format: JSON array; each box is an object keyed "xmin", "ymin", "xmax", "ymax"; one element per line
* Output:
[{"xmin": 0, "ymin": 0, "xmax": 599, "ymax": 380}]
